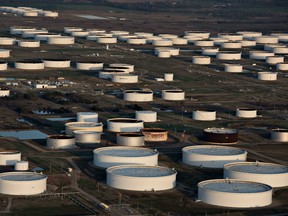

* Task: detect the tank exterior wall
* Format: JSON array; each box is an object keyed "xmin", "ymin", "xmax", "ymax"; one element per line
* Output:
[
  {"xmin": 65, "ymin": 123, "xmax": 103, "ymax": 135},
  {"xmin": 258, "ymin": 72, "xmax": 277, "ymax": 81},
  {"xmin": 112, "ymin": 74, "xmax": 138, "ymax": 83},
  {"xmin": 0, "ymin": 63, "xmax": 8, "ymax": 71},
  {"xmin": 46, "ymin": 137, "xmax": 76, "ymax": 149},
  {"xmin": 194, "ymin": 40, "xmax": 214, "ymax": 47},
  {"xmin": 0, "ymin": 38, "xmax": 15, "ymax": 45},
  {"xmin": 277, "ymin": 63, "xmax": 288, "ymax": 71},
  {"xmin": 14, "ymin": 161, "xmax": 29, "ymax": 171},
  {"xmin": 135, "ymin": 111, "xmax": 157, "ymax": 122},
  {"xmin": 0, "ymin": 50, "xmax": 10, "ymax": 58},
  {"xmin": 0, "ymin": 152, "xmax": 21, "ymax": 165},
  {"xmin": 97, "ymin": 37, "xmax": 117, "ymax": 44},
  {"xmin": 116, "ymin": 134, "xmax": 145, "ymax": 146},
  {"xmin": 106, "ymin": 170, "xmax": 176, "ymax": 191},
  {"xmin": 204, "ymin": 131, "xmax": 238, "ymax": 144},
  {"xmin": 236, "ymin": 109, "xmax": 257, "ymax": 118},
  {"xmin": 192, "ymin": 56, "xmax": 211, "ymax": 65},
  {"xmin": 0, "ymin": 89, "xmax": 10, "ymax": 97},
  {"xmin": 193, "ymin": 111, "xmax": 216, "ymax": 121},
  {"xmin": 74, "ymin": 131, "xmax": 101, "ymax": 144},
  {"xmin": 14, "ymin": 62, "xmax": 44, "ymax": 70},
  {"xmin": 164, "ymin": 73, "xmax": 174, "ymax": 81},
  {"xmin": 255, "ymin": 36, "xmax": 278, "ymax": 44},
  {"xmin": 76, "ymin": 62, "xmax": 103, "ymax": 70},
  {"xmin": 266, "ymin": 56, "xmax": 284, "ymax": 65},
  {"xmin": 47, "ymin": 37, "xmax": 75, "ymax": 45},
  {"xmin": 271, "ymin": 130, "xmax": 288, "ymax": 142},
  {"xmin": 141, "ymin": 131, "xmax": 168, "ymax": 142},
  {"xmin": 162, "ymin": 91, "xmax": 185, "ymax": 101},
  {"xmin": 216, "ymin": 52, "xmax": 241, "ymax": 60},
  {"xmin": 202, "ymin": 48, "xmax": 219, "ymax": 56},
  {"xmin": 218, "ymin": 34, "xmax": 243, "ymax": 41},
  {"xmin": 124, "ymin": 92, "xmax": 153, "ymax": 102},
  {"xmin": 43, "ymin": 60, "xmax": 70, "ymax": 68},
  {"xmin": 77, "ymin": 112, "xmax": 98, "ymax": 123},
  {"xmin": 221, "ymin": 42, "xmax": 242, "ymax": 49},
  {"xmin": 107, "ymin": 120, "xmax": 144, "ymax": 133},
  {"xmin": 18, "ymin": 41, "xmax": 40, "ymax": 48},
  {"xmin": 249, "ymin": 51, "xmax": 274, "ymax": 60},
  {"xmin": 225, "ymin": 64, "xmax": 243, "ymax": 73}
]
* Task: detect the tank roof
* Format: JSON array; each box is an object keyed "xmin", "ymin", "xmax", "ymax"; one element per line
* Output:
[
  {"xmin": 65, "ymin": 122, "xmax": 102, "ymax": 127},
  {"xmin": 225, "ymin": 162, "xmax": 288, "ymax": 174},
  {"xmin": 198, "ymin": 179, "xmax": 272, "ymax": 193},
  {"xmin": 0, "ymin": 172, "xmax": 47, "ymax": 181},
  {"xmin": 182, "ymin": 145, "xmax": 245, "ymax": 156},
  {"xmin": 0, "ymin": 150, "xmax": 20, "ymax": 154},
  {"xmin": 94, "ymin": 147, "xmax": 157, "ymax": 157},
  {"xmin": 107, "ymin": 165, "xmax": 176, "ymax": 177},
  {"xmin": 204, "ymin": 127, "xmax": 238, "ymax": 134}
]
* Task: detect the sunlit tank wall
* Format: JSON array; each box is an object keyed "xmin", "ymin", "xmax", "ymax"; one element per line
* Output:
[
  {"xmin": 266, "ymin": 56, "xmax": 284, "ymax": 65},
  {"xmin": 211, "ymin": 38, "xmax": 229, "ymax": 46},
  {"xmin": 0, "ymin": 172, "xmax": 47, "ymax": 195},
  {"xmin": 106, "ymin": 165, "xmax": 176, "ymax": 191},
  {"xmin": 134, "ymin": 32, "xmax": 153, "ymax": 38},
  {"xmin": 76, "ymin": 61, "xmax": 103, "ymax": 70},
  {"xmin": 158, "ymin": 34, "xmax": 178, "ymax": 39},
  {"xmin": 77, "ymin": 112, "xmax": 98, "ymax": 123},
  {"xmin": 204, "ymin": 128, "xmax": 238, "ymax": 144},
  {"xmin": 218, "ymin": 33, "xmax": 243, "ymax": 41},
  {"xmin": 237, "ymin": 31, "xmax": 262, "ymax": 40},
  {"xmin": 184, "ymin": 36, "xmax": 203, "ymax": 44},
  {"xmin": 192, "ymin": 56, "xmax": 211, "ymax": 65},
  {"xmin": 93, "ymin": 146, "xmax": 158, "ymax": 168},
  {"xmin": 18, "ymin": 40, "xmax": 40, "ymax": 48},
  {"xmin": 198, "ymin": 179, "xmax": 272, "ymax": 208},
  {"xmin": 39, "ymin": 11, "xmax": 58, "ymax": 17},
  {"xmin": 118, "ymin": 35, "xmax": 137, "ymax": 42},
  {"xmin": 0, "ymin": 88, "xmax": 10, "ymax": 97},
  {"xmin": 152, "ymin": 39, "xmax": 173, "ymax": 46},
  {"xmin": 71, "ymin": 31, "xmax": 89, "ymax": 37},
  {"xmin": 105, "ymin": 66, "xmax": 131, "ymax": 73},
  {"xmin": 236, "ymin": 108, "xmax": 257, "ymax": 118},
  {"xmin": 240, "ymin": 40, "xmax": 256, "ymax": 47},
  {"xmin": 46, "ymin": 135, "xmax": 76, "ymax": 149},
  {"xmin": 111, "ymin": 30, "xmax": 129, "ymax": 37},
  {"xmin": 182, "ymin": 145, "xmax": 247, "ymax": 168},
  {"xmin": 272, "ymin": 33, "xmax": 288, "ymax": 42},
  {"xmin": 111, "ymin": 74, "xmax": 138, "ymax": 84},
  {"xmin": 255, "ymin": 36, "xmax": 278, "ymax": 44},
  {"xmin": 224, "ymin": 64, "xmax": 243, "ymax": 73},
  {"xmin": 99, "ymin": 70, "xmax": 127, "ymax": 79},
  {"xmin": 107, "ymin": 118, "xmax": 144, "ymax": 133},
  {"xmin": 202, "ymin": 47, "xmax": 219, "ymax": 56},
  {"xmin": 258, "ymin": 72, "xmax": 277, "ymax": 81},
  {"xmin": 273, "ymin": 47, "xmax": 288, "ymax": 54},
  {"xmin": 264, "ymin": 44, "xmax": 285, "ymax": 51},
  {"xmin": 73, "ymin": 130, "xmax": 101, "ymax": 144},
  {"xmin": 34, "ymin": 33, "xmax": 61, "ymax": 42},
  {"xmin": 193, "ymin": 110, "xmax": 216, "ymax": 121},
  {"xmin": 0, "ymin": 62, "xmax": 8, "ymax": 71},
  {"xmin": 65, "ymin": 122, "xmax": 103, "ymax": 135},
  {"xmin": 23, "ymin": 11, "xmax": 38, "ymax": 17},
  {"xmin": 216, "ymin": 51, "xmax": 241, "ymax": 60},
  {"xmin": 127, "ymin": 38, "xmax": 146, "ymax": 45},
  {"xmin": 14, "ymin": 161, "xmax": 29, "ymax": 171},
  {"xmin": 249, "ymin": 51, "xmax": 274, "ymax": 60},
  {"xmin": 172, "ymin": 37, "xmax": 187, "ymax": 45},
  {"xmin": 10, "ymin": 26, "xmax": 36, "ymax": 35},
  {"xmin": 64, "ymin": 27, "xmax": 83, "ymax": 34},
  {"xmin": 109, "ymin": 63, "xmax": 134, "ymax": 72},
  {"xmin": 0, "ymin": 37, "xmax": 15, "ymax": 45},
  {"xmin": 14, "ymin": 61, "xmax": 44, "ymax": 70},
  {"xmin": 224, "ymin": 162, "xmax": 288, "ymax": 188},
  {"xmin": 135, "ymin": 111, "xmax": 157, "ymax": 122},
  {"xmin": 123, "ymin": 90, "xmax": 153, "ymax": 102},
  {"xmin": 141, "ymin": 128, "xmax": 168, "ymax": 142},
  {"xmin": 22, "ymin": 30, "xmax": 48, "ymax": 38},
  {"xmin": 0, "ymin": 49, "xmax": 10, "ymax": 58},
  {"xmin": 162, "ymin": 90, "xmax": 185, "ymax": 101},
  {"xmin": 0, "ymin": 151, "xmax": 21, "ymax": 165},
  {"xmin": 42, "ymin": 59, "xmax": 70, "ymax": 68},
  {"xmin": 97, "ymin": 37, "xmax": 117, "ymax": 44},
  {"xmin": 47, "ymin": 36, "xmax": 75, "ymax": 45},
  {"xmin": 184, "ymin": 31, "xmax": 210, "ymax": 39},
  {"xmin": 221, "ymin": 42, "xmax": 242, "ymax": 49},
  {"xmin": 271, "ymin": 129, "xmax": 288, "ymax": 142},
  {"xmin": 164, "ymin": 73, "xmax": 173, "ymax": 81},
  {"xmin": 277, "ymin": 63, "xmax": 288, "ymax": 71},
  {"xmin": 194, "ymin": 40, "xmax": 214, "ymax": 47},
  {"xmin": 157, "ymin": 50, "xmax": 171, "ymax": 58},
  {"xmin": 116, "ymin": 132, "xmax": 145, "ymax": 146}
]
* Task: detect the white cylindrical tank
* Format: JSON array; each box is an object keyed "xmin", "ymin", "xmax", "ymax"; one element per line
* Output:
[
  {"xmin": 172, "ymin": 37, "xmax": 188, "ymax": 45},
  {"xmin": 123, "ymin": 90, "xmax": 153, "ymax": 102},
  {"xmin": 162, "ymin": 89, "xmax": 185, "ymax": 101},
  {"xmin": 258, "ymin": 72, "xmax": 277, "ymax": 81},
  {"xmin": 18, "ymin": 40, "xmax": 40, "ymax": 48},
  {"xmin": 64, "ymin": 27, "xmax": 83, "ymax": 34},
  {"xmin": 23, "ymin": 11, "xmax": 38, "ymax": 17},
  {"xmin": 264, "ymin": 43, "xmax": 285, "ymax": 51},
  {"xmin": 134, "ymin": 32, "xmax": 153, "ymax": 38},
  {"xmin": 107, "ymin": 118, "xmax": 144, "ymax": 133},
  {"xmin": 42, "ymin": 59, "xmax": 70, "ymax": 68},
  {"xmin": 202, "ymin": 47, "xmax": 219, "ymax": 56},
  {"xmin": 106, "ymin": 165, "xmax": 176, "ymax": 191},
  {"xmin": 109, "ymin": 63, "xmax": 134, "ymax": 72},
  {"xmin": 224, "ymin": 64, "xmax": 243, "ymax": 73},
  {"xmin": 182, "ymin": 145, "xmax": 247, "ymax": 168},
  {"xmin": 249, "ymin": 51, "xmax": 274, "ymax": 60},
  {"xmin": 204, "ymin": 128, "xmax": 238, "ymax": 144},
  {"xmin": 266, "ymin": 56, "xmax": 284, "ymax": 65},
  {"xmin": 0, "ymin": 151, "xmax": 21, "ymax": 165},
  {"xmin": 224, "ymin": 162, "xmax": 288, "ymax": 188},
  {"xmin": 152, "ymin": 39, "xmax": 173, "ymax": 47},
  {"xmin": 240, "ymin": 40, "xmax": 257, "ymax": 47},
  {"xmin": 237, "ymin": 31, "xmax": 262, "ymax": 40},
  {"xmin": 105, "ymin": 66, "xmax": 131, "ymax": 73},
  {"xmin": 0, "ymin": 49, "xmax": 10, "ymax": 58},
  {"xmin": 141, "ymin": 128, "xmax": 168, "ymax": 142},
  {"xmin": 193, "ymin": 110, "xmax": 216, "ymax": 121},
  {"xmin": 0, "ymin": 37, "xmax": 15, "ymax": 45},
  {"xmin": 198, "ymin": 179, "xmax": 272, "ymax": 208},
  {"xmin": 22, "ymin": 30, "xmax": 48, "ymax": 38},
  {"xmin": 97, "ymin": 37, "xmax": 117, "ymax": 44},
  {"xmin": 271, "ymin": 129, "xmax": 288, "ymax": 142},
  {"xmin": 116, "ymin": 133, "xmax": 145, "ymax": 146},
  {"xmin": 0, "ymin": 62, "xmax": 8, "ymax": 71},
  {"xmin": 184, "ymin": 31, "xmax": 210, "ymax": 39},
  {"xmin": 71, "ymin": 31, "xmax": 89, "ymax": 37},
  {"xmin": 93, "ymin": 146, "xmax": 158, "ymax": 168},
  {"xmin": 218, "ymin": 33, "xmax": 243, "ymax": 41},
  {"xmin": 194, "ymin": 40, "xmax": 214, "ymax": 47},
  {"xmin": 272, "ymin": 33, "xmax": 288, "ymax": 42},
  {"xmin": 211, "ymin": 38, "xmax": 229, "ymax": 46},
  {"xmin": 273, "ymin": 47, "xmax": 288, "ymax": 54},
  {"xmin": 158, "ymin": 34, "xmax": 178, "ymax": 39},
  {"xmin": 221, "ymin": 41, "xmax": 242, "ymax": 49},
  {"xmin": 236, "ymin": 108, "xmax": 257, "ymax": 118},
  {"xmin": 157, "ymin": 50, "xmax": 171, "ymax": 58},
  {"xmin": 0, "ymin": 87, "xmax": 10, "ymax": 97},
  {"xmin": 14, "ymin": 161, "xmax": 29, "ymax": 171},
  {"xmin": 111, "ymin": 74, "xmax": 138, "ymax": 84},
  {"xmin": 39, "ymin": 11, "xmax": 58, "ymax": 17},
  {"xmin": 10, "ymin": 26, "xmax": 36, "ymax": 35},
  {"xmin": 255, "ymin": 36, "xmax": 278, "ymax": 44},
  {"xmin": 65, "ymin": 122, "xmax": 103, "ymax": 135},
  {"xmin": 73, "ymin": 130, "xmax": 101, "ymax": 144},
  {"xmin": 277, "ymin": 63, "xmax": 288, "ymax": 71},
  {"xmin": 46, "ymin": 135, "xmax": 76, "ymax": 149},
  {"xmin": 14, "ymin": 61, "xmax": 44, "ymax": 70},
  {"xmin": 192, "ymin": 56, "xmax": 211, "ymax": 65},
  {"xmin": 164, "ymin": 73, "xmax": 174, "ymax": 81},
  {"xmin": 135, "ymin": 111, "xmax": 157, "ymax": 122},
  {"xmin": 216, "ymin": 51, "xmax": 241, "ymax": 60},
  {"xmin": 34, "ymin": 33, "xmax": 62, "ymax": 42},
  {"xmin": 47, "ymin": 36, "xmax": 75, "ymax": 45},
  {"xmin": 0, "ymin": 172, "xmax": 47, "ymax": 195},
  {"xmin": 76, "ymin": 61, "xmax": 103, "ymax": 70},
  {"xmin": 99, "ymin": 70, "xmax": 127, "ymax": 79},
  {"xmin": 127, "ymin": 38, "xmax": 146, "ymax": 45},
  {"xmin": 77, "ymin": 112, "xmax": 98, "ymax": 123}
]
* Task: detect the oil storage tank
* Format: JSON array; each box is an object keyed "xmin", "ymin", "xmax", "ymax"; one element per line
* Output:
[
  {"xmin": 107, "ymin": 118, "xmax": 144, "ymax": 133},
  {"xmin": 0, "ymin": 37, "xmax": 15, "ymax": 45},
  {"xmin": 116, "ymin": 133, "xmax": 145, "ymax": 146},
  {"xmin": 162, "ymin": 89, "xmax": 185, "ymax": 101},
  {"xmin": 76, "ymin": 61, "xmax": 103, "ymax": 71},
  {"xmin": 46, "ymin": 135, "xmax": 76, "ymax": 149},
  {"xmin": 182, "ymin": 145, "xmax": 247, "ymax": 168},
  {"xmin": 135, "ymin": 111, "xmax": 157, "ymax": 122},
  {"xmin": 0, "ymin": 87, "xmax": 10, "ymax": 97},
  {"xmin": 47, "ymin": 36, "xmax": 75, "ymax": 45},
  {"xmin": 236, "ymin": 108, "xmax": 257, "ymax": 118},
  {"xmin": 65, "ymin": 122, "xmax": 103, "ymax": 135},
  {"xmin": 106, "ymin": 165, "xmax": 176, "ymax": 191},
  {"xmin": 112, "ymin": 74, "xmax": 138, "ymax": 84},
  {"xmin": 0, "ymin": 49, "xmax": 11, "ymax": 58},
  {"xmin": 193, "ymin": 110, "xmax": 216, "ymax": 121},
  {"xmin": 14, "ymin": 60, "xmax": 44, "ymax": 70},
  {"xmin": 216, "ymin": 51, "xmax": 241, "ymax": 60},
  {"xmin": 42, "ymin": 59, "xmax": 70, "ymax": 68},
  {"xmin": 271, "ymin": 129, "xmax": 288, "ymax": 142},
  {"xmin": 0, "ymin": 151, "xmax": 21, "ymax": 166},
  {"xmin": 258, "ymin": 72, "xmax": 277, "ymax": 81},
  {"xmin": 224, "ymin": 161, "xmax": 288, "ymax": 188},
  {"xmin": 93, "ymin": 146, "xmax": 158, "ymax": 168},
  {"xmin": 277, "ymin": 63, "xmax": 288, "ymax": 71},
  {"xmin": 204, "ymin": 128, "xmax": 238, "ymax": 144},
  {"xmin": 74, "ymin": 130, "xmax": 101, "ymax": 144},
  {"xmin": 197, "ymin": 179, "xmax": 272, "ymax": 208},
  {"xmin": 0, "ymin": 62, "xmax": 8, "ymax": 71},
  {"xmin": 224, "ymin": 64, "xmax": 243, "ymax": 73},
  {"xmin": 0, "ymin": 172, "xmax": 47, "ymax": 195},
  {"xmin": 77, "ymin": 112, "xmax": 98, "ymax": 123},
  {"xmin": 123, "ymin": 90, "xmax": 153, "ymax": 102},
  {"xmin": 141, "ymin": 128, "xmax": 168, "ymax": 142},
  {"xmin": 14, "ymin": 161, "xmax": 29, "ymax": 171},
  {"xmin": 17, "ymin": 40, "xmax": 40, "ymax": 48}
]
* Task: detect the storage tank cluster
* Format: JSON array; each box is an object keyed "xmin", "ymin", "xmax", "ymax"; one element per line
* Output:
[{"xmin": 0, "ymin": 6, "xmax": 58, "ymax": 17}]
